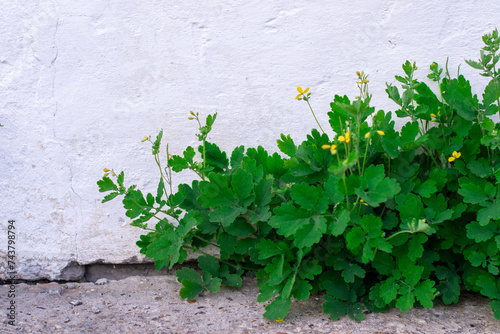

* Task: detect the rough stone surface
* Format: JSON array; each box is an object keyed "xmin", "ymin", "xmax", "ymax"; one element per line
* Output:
[
  {"xmin": 1, "ymin": 1, "xmax": 500, "ymax": 279},
  {"xmin": 1, "ymin": 275, "xmax": 500, "ymax": 333},
  {"xmin": 84, "ymin": 263, "xmax": 172, "ymax": 282}
]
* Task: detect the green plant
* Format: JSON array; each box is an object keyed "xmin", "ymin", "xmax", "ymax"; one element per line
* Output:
[{"xmin": 98, "ymin": 29, "xmax": 500, "ymax": 322}]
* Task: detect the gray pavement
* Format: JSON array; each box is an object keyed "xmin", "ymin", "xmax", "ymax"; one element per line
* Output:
[{"xmin": 1, "ymin": 274, "xmax": 500, "ymax": 333}]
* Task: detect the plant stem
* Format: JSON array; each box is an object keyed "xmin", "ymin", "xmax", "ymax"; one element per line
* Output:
[
  {"xmin": 360, "ymin": 133, "xmax": 371, "ymax": 177},
  {"xmin": 185, "ymin": 246, "xmax": 257, "ymax": 272},
  {"xmin": 335, "ymin": 153, "xmax": 350, "ymax": 210},
  {"xmin": 202, "ymin": 137, "xmax": 206, "ymax": 169},
  {"xmin": 386, "ymin": 153, "xmax": 391, "ymax": 177},
  {"xmin": 165, "ymin": 144, "xmax": 174, "ymax": 196},
  {"xmin": 342, "ymin": 174, "xmax": 350, "ymax": 211},
  {"xmin": 155, "ymin": 154, "xmax": 170, "ymax": 200},
  {"xmin": 188, "ymin": 233, "xmax": 220, "ymax": 248},
  {"xmin": 356, "ymin": 116, "xmax": 361, "ymax": 169},
  {"xmin": 306, "ymin": 99, "xmax": 325, "ymax": 133},
  {"xmin": 416, "ymin": 125, "xmax": 441, "ymax": 168},
  {"xmin": 492, "ymin": 53, "xmax": 500, "ymax": 119},
  {"xmin": 386, "ymin": 230, "xmax": 411, "ymax": 241},
  {"xmin": 424, "ymin": 144, "xmax": 440, "ymax": 168}
]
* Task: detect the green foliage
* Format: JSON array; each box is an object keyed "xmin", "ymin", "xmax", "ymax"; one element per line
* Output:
[{"xmin": 98, "ymin": 29, "xmax": 500, "ymax": 322}]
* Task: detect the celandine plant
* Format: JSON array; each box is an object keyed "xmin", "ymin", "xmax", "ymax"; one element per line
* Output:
[{"xmin": 98, "ymin": 29, "xmax": 500, "ymax": 322}]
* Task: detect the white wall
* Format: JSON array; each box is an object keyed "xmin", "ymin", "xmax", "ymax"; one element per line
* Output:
[{"xmin": 1, "ymin": 0, "xmax": 498, "ymax": 280}]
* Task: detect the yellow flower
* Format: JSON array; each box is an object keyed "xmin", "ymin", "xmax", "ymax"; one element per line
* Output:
[
  {"xmin": 364, "ymin": 132, "xmax": 371, "ymax": 139},
  {"xmin": 295, "ymin": 86, "xmax": 310, "ymax": 100},
  {"xmin": 448, "ymin": 151, "xmax": 461, "ymax": 162},
  {"xmin": 377, "ymin": 130, "xmax": 385, "ymax": 136},
  {"xmin": 321, "ymin": 144, "xmax": 338, "ymax": 155},
  {"xmin": 339, "ymin": 132, "xmax": 350, "ymax": 143},
  {"xmin": 141, "ymin": 136, "xmax": 149, "ymax": 142},
  {"xmin": 103, "ymin": 168, "xmax": 110, "ymax": 172},
  {"xmin": 275, "ymin": 317, "xmax": 284, "ymax": 322},
  {"xmin": 360, "ymin": 199, "xmax": 368, "ymax": 206},
  {"xmin": 430, "ymin": 111, "xmax": 441, "ymax": 120}
]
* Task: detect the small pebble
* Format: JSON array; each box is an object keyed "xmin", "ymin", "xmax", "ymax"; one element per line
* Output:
[
  {"xmin": 92, "ymin": 307, "xmax": 101, "ymax": 314},
  {"xmin": 69, "ymin": 300, "xmax": 82, "ymax": 306},
  {"xmin": 95, "ymin": 278, "xmax": 109, "ymax": 285},
  {"xmin": 49, "ymin": 288, "xmax": 63, "ymax": 295}
]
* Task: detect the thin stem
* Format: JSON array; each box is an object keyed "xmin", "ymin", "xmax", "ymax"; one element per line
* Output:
[
  {"xmin": 202, "ymin": 138, "xmax": 206, "ymax": 169},
  {"xmin": 386, "ymin": 230, "xmax": 411, "ymax": 241},
  {"xmin": 386, "ymin": 153, "xmax": 391, "ymax": 177},
  {"xmin": 361, "ymin": 134, "xmax": 371, "ymax": 177},
  {"xmin": 416, "ymin": 124, "xmax": 441, "ymax": 169},
  {"xmin": 188, "ymin": 233, "xmax": 220, "ymax": 248},
  {"xmin": 478, "ymin": 114, "xmax": 493, "ymax": 162},
  {"xmin": 356, "ymin": 116, "xmax": 361, "ymax": 169},
  {"xmin": 424, "ymin": 144, "xmax": 440, "ymax": 168},
  {"xmin": 306, "ymin": 99, "xmax": 325, "ymax": 133},
  {"xmin": 342, "ymin": 174, "xmax": 350, "ymax": 211},
  {"xmin": 495, "ymin": 79, "xmax": 500, "ymax": 119},
  {"xmin": 155, "ymin": 154, "xmax": 170, "ymax": 200},
  {"xmin": 445, "ymin": 57, "xmax": 451, "ymax": 81},
  {"xmin": 491, "ymin": 52, "xmax": 500, "ymax": 119},
  {"xmin": 166, "ymin": 144, "xmax": 174, "ymax": 196},
  {"xmin": 184, "ymin": 246, "xmax": 257, "ymax": 272},
  {"xmin": 334, "ymin": 153, "xmax": 350, "ymax": 210}
]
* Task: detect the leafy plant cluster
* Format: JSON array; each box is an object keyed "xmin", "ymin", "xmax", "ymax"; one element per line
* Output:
[{"xmin": 98, "ymin": 29, "xmax": 500, "ymax": 322}]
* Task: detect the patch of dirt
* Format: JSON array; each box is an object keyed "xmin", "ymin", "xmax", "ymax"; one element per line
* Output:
[{"xmin": 1, "ymin": 274, "xmax": 499, "ymax": 333}]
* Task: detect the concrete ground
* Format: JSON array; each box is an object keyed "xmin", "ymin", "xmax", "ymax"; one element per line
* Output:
[{"xmin": 1, "ymin": 272, "xmax": 500, "ymax": 334}]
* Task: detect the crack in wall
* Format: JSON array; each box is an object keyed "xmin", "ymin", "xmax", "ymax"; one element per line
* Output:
[
  {"xmin": 51, "ymin": 16, "xmax": 59, "ymax": 65},
  {"xmin": 68, "ymin": 164, "xmax": 82, "ymax": 264},
  {"xmin": 45, "ymin": 2, "xmax": 82, "ymax": 267}
]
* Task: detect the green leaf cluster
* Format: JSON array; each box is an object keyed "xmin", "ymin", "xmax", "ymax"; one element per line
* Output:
[{"xmin": 98, "ymin": 29, "xmax": 500, "ymax": 322}]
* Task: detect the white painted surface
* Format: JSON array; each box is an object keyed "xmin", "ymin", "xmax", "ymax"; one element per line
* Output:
[{"xmin": 1, "ymin": 0, "xmax": 498, "ymax": 280}]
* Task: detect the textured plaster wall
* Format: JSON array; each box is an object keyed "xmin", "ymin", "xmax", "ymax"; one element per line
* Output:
[{"xmin": 1, "ymin": 1, "xmax": 499, "ymax": 280}]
